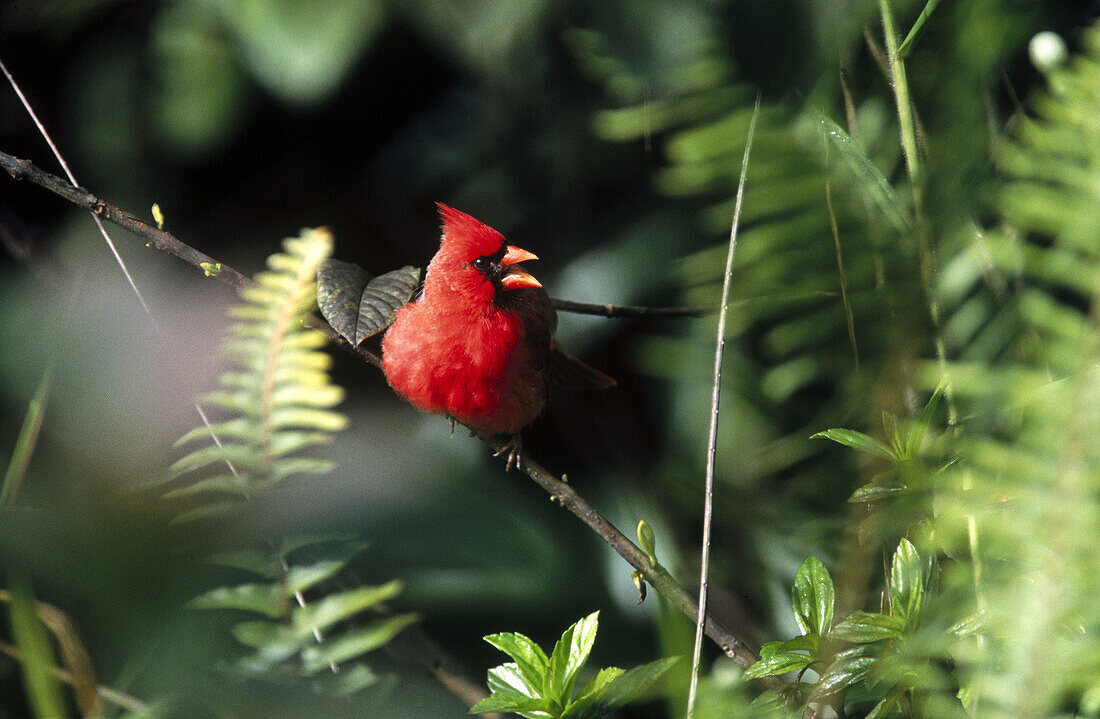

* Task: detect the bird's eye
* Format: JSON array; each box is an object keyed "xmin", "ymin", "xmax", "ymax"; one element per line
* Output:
[{"xmin": 472, "ymin": 256, "xmax": 491, "ymax": 272}]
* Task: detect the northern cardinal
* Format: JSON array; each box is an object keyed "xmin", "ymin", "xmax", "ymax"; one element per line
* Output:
[{"xmin": 381, "ymin": 204, "xmax": 615, "ymax": 468}]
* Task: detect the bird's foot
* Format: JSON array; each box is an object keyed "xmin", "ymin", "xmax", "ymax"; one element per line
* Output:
[
  {"xmin": 448, "ymin": 417, "xmax": 456, "ymax": 434},
  {"xmin": 492, "ymin": 434, "xmax": 523, "ymax": 471}
]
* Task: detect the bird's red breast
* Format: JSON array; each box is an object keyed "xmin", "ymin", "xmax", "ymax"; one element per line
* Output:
[{"xmin": 381, "ymin": 204, "xmax": 556, "ymax": 435}]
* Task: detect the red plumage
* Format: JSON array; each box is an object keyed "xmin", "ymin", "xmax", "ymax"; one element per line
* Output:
[{"xmin": 381, "ymin": 204, "xmax": 614, "ymax": 461}]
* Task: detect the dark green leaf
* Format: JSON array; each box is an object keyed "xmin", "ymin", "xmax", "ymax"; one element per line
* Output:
[
  {"xmin": 484, "ymin": 632, "xmax": 549, "ymax": 691},
  {"xmin": 292, "ymin": 581, "xmax": 403, "ymax": 636},
  {"xmin": 316, "ymin": 258, "xmax": 372, "ymax": 345},
  {"xmin": 778, "ymin": 633, "xmax": 821, "ymax": 656},
  {"xmin": 831, "ymin": 611, "xmax": 906, "ymax": 643},
  {"xmin": 811, "ymin": 429, "xmax": 897, "ymax": 461},
  {"xmin": 792, "ymin": 557, "xmax": 835, "ymax": 636},
  {"xmin": 317, "ymin": 261, "xmax": 421, "ymax": 345}
]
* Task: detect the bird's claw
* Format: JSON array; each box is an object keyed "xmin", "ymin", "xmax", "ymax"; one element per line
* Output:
[
  {"xmin": 492, "ymin": 435, "xmax": 523, "ymax": 471},
  {"xmin": 449, "ymin": 417, "xmax": 456, "ymax": 434}
]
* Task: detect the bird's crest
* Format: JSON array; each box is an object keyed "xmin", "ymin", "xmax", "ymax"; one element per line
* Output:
[{"xmin": 436, "ymin": 203, "xmax": 507, "ymax": 260}]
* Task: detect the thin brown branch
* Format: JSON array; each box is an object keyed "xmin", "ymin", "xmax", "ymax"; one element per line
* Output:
[
  {"xmin": 551, "ymin": 298, "xmax": 708, "ymax": 318},
  {"xmin": 1, "ymin": 147, "xmax": 769, "ymax": 677}
]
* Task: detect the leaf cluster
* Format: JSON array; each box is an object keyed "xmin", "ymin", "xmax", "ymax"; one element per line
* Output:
[{"xmin": 471, "ymin": 612, "xmax": 679, "ymax": 719}]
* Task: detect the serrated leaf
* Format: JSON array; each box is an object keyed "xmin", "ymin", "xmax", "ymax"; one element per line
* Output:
[
  {"xmin": 317, "ymin": 261, "xmax": 421, "ymax": 345},
  {"xmin": 488, "ymin": 662, "xmax": 541, "ymax": 699},
  {"xmin": 792, "ymin": 557, "xmax": 834, "ymax": 636},
  {"xmin": 743, "ymin": 651, "xmax": 813, "ymax": 680},
  {"xmin": 300, "ymin": 613, "xmax": 419, "ymax": 673},
  {"xmin": 564, "ymin": 666, "xmax": 625, "ymax": 716},
  {"xmin": 484, "ymin": 632, "xmax": 550, "ymax": 691},
  {"xmin": 889, "ymin": 538, "xmax": 925, "ymax": 626},
  {"xmin": 597, "ymin": 656, "xmax": 680, "ymax": 707},
  {"xmin": 187, "ymin": 582, "xmax": 285, "ymax": 618},
  {"xmin": 831, "ymin": 611, "xmax": 906, "ymax": 643},
  {"xmin": 355, "ymin": 265, "xmax": 421, "ymax": 343},
  {"xmin": 470, "ymin": 689, "xmax": 554, "ymax": 716},
  {"xmin": 811, "ymin": 428, "xmax": 897, "ymax": 461},
  {"xmin": 778, "ymin": 633, "xmax": 821, "ymax": 656},
  {"xmin": 546, "ymin": 611, "xmax": 600, "ymax": 704},
  {"xmin": 317, "ymin": 258, "xmax": 372, "ymax": 343},
  {"xmin": 292, "ymin": 581, "xmax": 403, "ymax": 637}
]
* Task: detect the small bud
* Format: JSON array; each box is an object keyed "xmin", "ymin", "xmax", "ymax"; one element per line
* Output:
[
  {"xmin": 201, "ymin": 262, "xmax": 222, "ymax": 277},
  {"xmin": 1029, "ymin": 31, "xmax": 1067, "ymax": 73},
  {"xmin": 637, "ymin": 520, "xmax": 657, "ymax": 566},
  {"xmin": 152, "ymin": 202, "xmax": 165, "ymax": 229},
  {"xmin": 631, "ymin": 570, "xmax": 647, "ymax": 604}
]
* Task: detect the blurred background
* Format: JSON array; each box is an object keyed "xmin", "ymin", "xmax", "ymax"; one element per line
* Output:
[{"xmin": 1, "ymin": 1, "xmax": 1098, "ymax": 717}]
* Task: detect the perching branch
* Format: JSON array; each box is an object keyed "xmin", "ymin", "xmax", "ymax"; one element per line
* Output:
[
  {"xmin": 551, "ymin": 298, "xmax": 708, "ymax": 318},
  {"xmin": 1, "ymin": 147, "xmax": 767, "ymax": 674}
]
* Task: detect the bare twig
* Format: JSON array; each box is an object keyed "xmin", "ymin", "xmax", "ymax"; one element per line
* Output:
[
  {"xmin": 1, "ymin": 147, "xmax": 768, "ymax": 676},
  {"xmin": 685, "ymin": 95, "xmax": 761, "ymax": 719}
]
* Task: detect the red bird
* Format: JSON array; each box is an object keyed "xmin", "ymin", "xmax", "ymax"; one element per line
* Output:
[{"xmin": 381, "ymin": 204, "xmax": 615, "ymax": 468}]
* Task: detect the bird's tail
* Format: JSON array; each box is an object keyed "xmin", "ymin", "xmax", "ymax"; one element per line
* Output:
[{"xmin": 549, "ymin": 341, "xmax": 617, "ymax": 390}]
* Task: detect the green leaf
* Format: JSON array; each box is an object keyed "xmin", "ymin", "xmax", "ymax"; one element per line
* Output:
[
  {"xmin": 231, "ymin": 620, "xmax": 305, "ymax": 664},
  {"xmin": 300, "ymin": 613, "xmax": 419, "ymax": 673},
  {"xmin": 487, "ymin": 662, "xmax": 541, "ymax": 700},
  {"xmin": 818, "ymin": 113, "xmax": 910, "ymax": 232},
  {"xmin": 636, "ymin": 519, "xmax": 658, "ymax": 564},
  {"xmin": 904, "ymin": 383, "xmax": 945, "ymax": 459},
  {"xmin": 484, "ymin": 632, "xmax": 550, "ymax": 691},
  {"xmin": 815, "ymin": 646, "xmax": 876, "ymax": 696},
  {"xmin": 897, "ymin": 0, "xmax": 943, "ymax": 57},
  {"xmin": 7, "ymin": 572, "xmax": 68, "ymax": 719},
  {"xmin": 1, "ymin": 368, "xmax": 51, "ymax": 505},
  {"xmin": 848, "ymin": 484, "xmax": 909, "ymax": 503},
  {"xmin": 283, "ymin": 542, "xmax": 369, "ymax": 595},
  {"xmin": 889, "ymin": 538, "xmax": 925, "ymax": 626},
  {"xmin": 292, "ymin": 581, "xmax": 403, "ymax": 637},
  {"xmin": 743, "ymin": 650, "xmax": 813, "ymax": 680},
  {"xmin": 470, "ymin": 690, "xmax": 554, "ymax": 716},
  {"xmin": 545, "ymin": 611, "xmax": 600, "ymax": 704},
  {"xmin": 792, "ymin": 557, "xmax": 835, "ymax": 636},
  {"xmin": 866, "ymin": 683, "xmax": 909, "ymax": 719},
  {"xmin": 562, "ymin": 666, "xmax": 625, "ymax": 717},
  {"xmin": 187, "ymin": 582, "xmax": 285, "ymax": 618},
  {"xmin": 811, "ymin": 429, "xmax": 897, "ymax": 461},
  {"xmin": 596, "ymin": 656, "xmax": 680, "ymax": 708},
  {"xmin": 831, "ymin": 611, "xmax": 906, "ymax": 643}
]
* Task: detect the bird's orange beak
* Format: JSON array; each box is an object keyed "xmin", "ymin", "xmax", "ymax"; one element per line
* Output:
[{"xmin": 500, "ymin": 245, "xmax": 542, "ymax": 289}]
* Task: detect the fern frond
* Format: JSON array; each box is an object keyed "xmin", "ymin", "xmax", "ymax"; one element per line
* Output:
[
  {"xmin": 167, "ymin": 228, "xmax": 347, "ymax": 507},
  {"xmin": 189, "ymin": 538, "xmax": 417, "ymax": 694}
]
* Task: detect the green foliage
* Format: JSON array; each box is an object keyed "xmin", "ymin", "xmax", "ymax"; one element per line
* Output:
[
  {"xmin": 164, "ymin": 228, "xmax": 347, "ymax": 519},
  {"xmin": 470, "ymin": 612, "xmax": 679, "ymax": 719},
  {"xmin": 747, "ymin": 540, "xmax": 934, "ymax": 717},
  {"xmin": 190, "ymin": 536, "xmax": 417, "ymax": 693}
]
